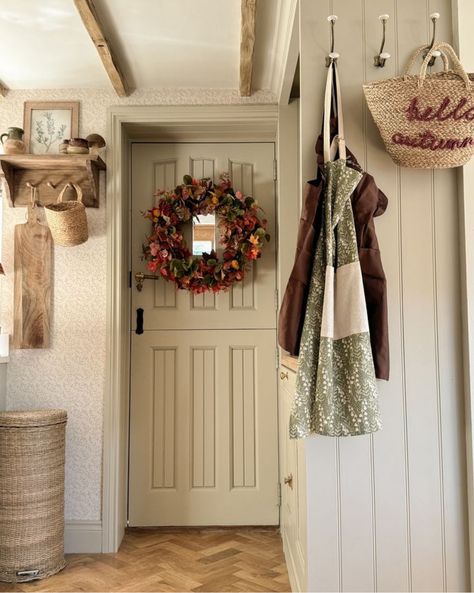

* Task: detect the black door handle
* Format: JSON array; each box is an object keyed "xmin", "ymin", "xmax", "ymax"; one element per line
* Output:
[{"xmin": 135, "ymin": 308, "xmax": 144, "ymax": 334}]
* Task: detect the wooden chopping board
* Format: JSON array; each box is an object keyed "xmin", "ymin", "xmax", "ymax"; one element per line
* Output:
[{"xmin": 13, "ymin": 205, "xmax": 52, "ymax": 349}]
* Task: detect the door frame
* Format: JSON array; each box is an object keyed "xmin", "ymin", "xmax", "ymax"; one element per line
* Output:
[
  {"xmin": 453, "ymin": 0, "xmax": 474, "ymax": 582},
  {"xmin": 103, "ymin": 105, "xmax": 279, "ymax": 552}
]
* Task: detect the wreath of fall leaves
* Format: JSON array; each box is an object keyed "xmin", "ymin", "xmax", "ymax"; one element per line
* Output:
[{"xmin": 142, "ymin": 174, "xmax": 270, "ymax": 294}]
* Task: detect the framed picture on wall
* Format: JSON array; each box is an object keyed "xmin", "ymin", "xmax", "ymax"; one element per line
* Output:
[{"xmin": 23, "ymin": 101, "xmax": 80, "ymax": 154}]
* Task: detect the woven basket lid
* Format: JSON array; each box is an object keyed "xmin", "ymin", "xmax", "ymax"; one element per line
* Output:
[{"xmin": 0, "ymin": 409, "xmax": 67, "ymax": 428}]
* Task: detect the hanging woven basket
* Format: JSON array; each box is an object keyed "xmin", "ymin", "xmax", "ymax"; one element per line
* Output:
[
  {"xmin": 45, "ymin": 183, "xmax": 88, "ymax": 246},
  {"xmin": 363, "ymin": 42, "xmax": 474, "ymax": 169}
]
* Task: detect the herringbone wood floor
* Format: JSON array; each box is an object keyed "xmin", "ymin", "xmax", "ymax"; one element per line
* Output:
[{"xmin": 0, "ymin": 527, "xmax": 291, "ymax": 593}]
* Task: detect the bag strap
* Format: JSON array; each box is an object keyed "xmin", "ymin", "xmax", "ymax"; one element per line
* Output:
[
  {"xmin": 404, "ymin": 45, "xmax": 449, "ymax": 79},
  {"xmin": 72, "ymin": 183, "xmax": 83, "ymax": 203},
  {"xmin": 419, "ymin": 42, "xmax": 471, "ymax": 89},
  {"xmin": 323, "ymin": 61, "xmax": 346, "ymax": 164},
  {"xmin": 57, "ymin": 183, "xmax": 84, "ymax": 204}
]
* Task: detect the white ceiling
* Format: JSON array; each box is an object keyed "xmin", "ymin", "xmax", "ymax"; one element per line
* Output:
[
  {"xmin": 0, "ymin": 0, "xmax": 281, "ymax": 92},
  {"xmin": 0, "ymin": 1, "xmax": 108, "ymax": 88}
]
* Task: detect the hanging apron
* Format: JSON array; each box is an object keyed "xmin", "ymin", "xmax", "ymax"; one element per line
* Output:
[{"xmin": 289, "ymin": 61, "xmax": 381, "ymax": 438}]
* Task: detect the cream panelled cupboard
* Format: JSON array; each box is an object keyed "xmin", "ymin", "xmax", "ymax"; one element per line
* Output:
[
  {"xmin": 279, "ymin": 364, "xmax": 307, "ymax": 592},
  {"xmin": 277, "ymin": 100, "xmax": 308, "ymax": 592}
]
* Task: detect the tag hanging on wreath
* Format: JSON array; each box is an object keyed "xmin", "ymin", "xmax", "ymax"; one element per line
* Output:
[{"xmin": 142, "ymin": 174, "xmax": 270, "ymax": 294}]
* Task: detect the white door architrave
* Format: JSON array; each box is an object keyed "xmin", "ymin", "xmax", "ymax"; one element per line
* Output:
[
  {"xmin": 103, "ymin": 105, "xmax": 279, "ymax": 553},
  {"xmin": 453, "ymin": 0, "xmax": 474, "ymax": 584}
]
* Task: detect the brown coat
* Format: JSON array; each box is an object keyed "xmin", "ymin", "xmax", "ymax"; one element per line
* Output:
[{"xmin": 278, "ymin": 134, "xmax": 390, "ymax": 380}]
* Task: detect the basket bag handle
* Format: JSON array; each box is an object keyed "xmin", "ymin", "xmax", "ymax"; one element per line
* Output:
[
  {"xmin": 404, "ymin": 45, "xmax": 450, "ymax": 79},
  {"xmin": 323, "ymin": 60, "xmax": 345, "ymax": 164},
  {"xmin": 419, "ymin": 42, "xmax": 471, "ymax": 89},
  {"xmin": 57, "ymin": 183, "xmax": 84, "ymax": 204}
]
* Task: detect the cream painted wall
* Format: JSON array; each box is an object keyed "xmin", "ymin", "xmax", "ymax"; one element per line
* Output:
[
  {"xmin": 300, "ymin": 0, "xmax": 469, "ymax": 591},
  {"xmin": 0, "ymin": 87, "xmax": 276, "ymax": 522}
]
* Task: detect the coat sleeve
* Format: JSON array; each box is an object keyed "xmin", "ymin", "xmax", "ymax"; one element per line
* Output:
[
  {"xmin": 278, "ymin": 182, "xmax": 322, "ymax": 355},
  {"xmin": 352, "ymin": 173, "xmax": 390, "ymax": 381},
  {"xmin": 359, "ymin": 240, "xmax": 390, "ymax": 380}
]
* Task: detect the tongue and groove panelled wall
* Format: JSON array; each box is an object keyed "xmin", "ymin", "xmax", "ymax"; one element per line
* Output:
[{"xmin": 300, "ymin": 0, "xmax": 469, "ymax": 591}]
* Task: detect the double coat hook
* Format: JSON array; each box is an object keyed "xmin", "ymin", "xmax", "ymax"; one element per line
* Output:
[
  {"xmin": 374, "ymin": 14, "xmax": 391, "ymax": 67},
  {"xmin": 423, "ymin": 12, "xmax": 441, "ymax": 66},
  {"xmin": 325, "ymin": 15, "xmax": 339, "ymax": 67}
]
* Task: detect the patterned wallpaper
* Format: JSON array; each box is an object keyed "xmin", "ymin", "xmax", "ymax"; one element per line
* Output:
[{"xmin": 0, "ymin": 87, "xmax": 276, "ymax": 521}]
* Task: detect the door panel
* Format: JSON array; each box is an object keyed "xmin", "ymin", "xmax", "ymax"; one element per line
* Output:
[
  {"xmin": 129, "ymin": 330, "xmax": 279, "ymax": 526},
  {"xmin": 129, "ymin": 142, "xmax": 278, "ymax": 526},
  {"xmin": 131, "ymin": 143, "xmax": 276, "ymax": 330}
]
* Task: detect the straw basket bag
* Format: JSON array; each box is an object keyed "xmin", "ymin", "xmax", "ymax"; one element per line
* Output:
[
  {"xmin": 45, "ymin": 183, "xmax": 88, "ymax": 246},
  {"xmin": 363, "ymin": 42, "xmax": 474, "ymax": 168},
  {"xmin": 0, "ymin": 410, "xmax": 67, "ymax": 583}
]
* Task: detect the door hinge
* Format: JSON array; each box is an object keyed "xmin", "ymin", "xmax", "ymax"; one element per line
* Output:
[
  {"xmin": 274, "ymin": 288, "xmax": 279, "ymax": 311},
  {"xmin": 128, "ymin": 270, "xmax": 132, "ymax": 288},
  {"xmin": 277, "ymin": 482, "xmax": 282, "ymax": 507},
  {"xmin": 275, "ymin": 346, "xmax": 280, "ymax": 369},
  {"xmin": 273, "ymin": 159, "xmax": 278, "ymax": 181}
]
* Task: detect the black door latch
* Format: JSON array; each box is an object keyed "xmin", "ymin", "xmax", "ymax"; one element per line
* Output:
[{"xmin": 135, "ymin": 308, "xmax": 144, "ymax": 334}]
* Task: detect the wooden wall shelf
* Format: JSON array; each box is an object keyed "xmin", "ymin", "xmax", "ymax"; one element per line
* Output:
[{"xmin": 0, "ymin": 154, "xmax": 106, "ymax": 208}]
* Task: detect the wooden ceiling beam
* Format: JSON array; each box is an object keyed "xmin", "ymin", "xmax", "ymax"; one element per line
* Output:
[
  {"xmin": 240, "ymin": 0, "xmax": 257, "ymax": 96},
  {"xmin": 73, "ymin": 0, "xmax": 130, "ymax": 97}
]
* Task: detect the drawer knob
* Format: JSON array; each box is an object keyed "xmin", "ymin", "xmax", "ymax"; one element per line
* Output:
[
  {"xmin": 284, "ymin": 474, "xmax": 293, "ymax": 489},
  {"xmin": 280, "ymin": 371, "xmax": 289, "ymax": 380}
]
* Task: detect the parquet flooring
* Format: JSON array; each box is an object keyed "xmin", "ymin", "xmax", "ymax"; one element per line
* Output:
[{"xmin": 0, "ymin": 527, "xmax": 291, "ymax": 593}]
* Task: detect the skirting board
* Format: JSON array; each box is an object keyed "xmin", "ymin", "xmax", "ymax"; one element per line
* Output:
[
  {"xmin": 281, "ymin": 528, "xmax": 303, "ymax": 593},
  {"xmin": 65, "ymin": 520, "xmax": 102, "ymax": 553}
]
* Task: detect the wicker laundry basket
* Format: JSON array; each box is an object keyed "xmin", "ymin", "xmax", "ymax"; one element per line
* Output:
[{"xmin": 0, "ymin": 410, "xmax": 67, "ymax": 583}]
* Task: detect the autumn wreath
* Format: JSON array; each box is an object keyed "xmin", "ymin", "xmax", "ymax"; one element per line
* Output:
[{"xmin": 142, "ymin": 174, "xmax": 270, "ymax": 294}]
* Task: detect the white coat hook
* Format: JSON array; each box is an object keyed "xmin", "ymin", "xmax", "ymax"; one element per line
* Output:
[
  {"xmin": 374, "ymin": 14, "xmax": 391, "ymax": 67},
  {"xmin": 423, "ymin": 12, "xmax": 441, "ymax": 66},
  {"xmin": 325, "ymin": 15, "xmax": 340, "ymax": 67}
]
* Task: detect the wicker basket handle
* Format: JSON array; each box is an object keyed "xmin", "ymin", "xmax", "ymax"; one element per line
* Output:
[
  {"xmin": 404, "ymin": 45, "xmax": 449, "ymax": 79},
  {"xmin": 71, "ymin": 183, "xmax": 83, "ymax": 203},
  {"xmin": 419, "ymin": 42, "xmax": 471, "ymax": 89},
  {"xmin": 57, "ymin": 183, "xmax": 84, "ymax": 204}
]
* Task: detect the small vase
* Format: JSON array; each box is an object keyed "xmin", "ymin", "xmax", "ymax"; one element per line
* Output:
[
  {"xmin": 3, "ymin": 139, "xmax": 26, "ymax": 155},
  {"xmin": 1, "ymin": 127, "xmax": 26, "ymax": 155}
]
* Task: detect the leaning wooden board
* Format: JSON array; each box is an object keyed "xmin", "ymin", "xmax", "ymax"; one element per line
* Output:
[{"xmin": 14, "ymin": 205, "xmax": 52, "ymax": 348}]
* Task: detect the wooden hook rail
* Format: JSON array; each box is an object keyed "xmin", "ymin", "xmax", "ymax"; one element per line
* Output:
[{"xmin": 0, "ymin": 154, "xmax": 105, "ymax": 208}]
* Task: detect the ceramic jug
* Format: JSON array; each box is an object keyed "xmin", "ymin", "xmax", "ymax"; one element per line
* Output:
[{"xmin": 0, "ymin": 127, "xmax": 26, "ymax": 155}]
